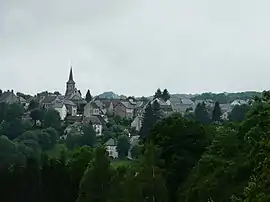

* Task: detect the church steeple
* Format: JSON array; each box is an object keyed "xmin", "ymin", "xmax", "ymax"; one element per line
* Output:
[
  {"xmin": 67, "ymin": 67, "xmax": 75, "ymax": 84},
  {"xmin": 65, "ymin": 66, "xmax": 76, "ymax": 96}
]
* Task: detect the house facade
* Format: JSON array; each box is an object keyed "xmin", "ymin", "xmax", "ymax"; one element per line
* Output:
[
  {"xmin": 51, "ymin": 102, "xmax": 67, "ymax": 120},
  {"xmin": 82, "ymin": 115, "xmax": 103, "ymax": 136},
  {"xmin": 84, "ymin": 101, "xmax": 103, "ymax": 117},
  {"xmin": 105, "ymin": 138, "xmax": 118, "ymax": 158}
]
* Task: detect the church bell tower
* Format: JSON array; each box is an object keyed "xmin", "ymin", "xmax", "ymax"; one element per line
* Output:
[{"xmin": 65, "ymin": 67, "xmax": 76, "ymax": 96}]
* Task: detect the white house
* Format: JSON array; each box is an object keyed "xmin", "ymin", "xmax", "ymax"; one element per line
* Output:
[
  {"xmin": 82, "ymin": 115, "xmax": 103, "ymax": 136},
  {"xmin": 51, "ymin": 102, "xmax": 67, "ymax": 121},
  {"xmin": 105, "ymin": 138, "xmax": 118, "ymax": 158}
]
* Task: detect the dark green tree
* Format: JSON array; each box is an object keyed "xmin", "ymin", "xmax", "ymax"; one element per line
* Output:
[
  {"xmin": 43, "ymin": 109, "xmax": 61, "ymax": 130},
  {"xmin": 152, "ymin": 100, "xmax": 162, "ymax": 120},
  {"xmin": 162, "ymin": 89, "xmax": 170, "ymax": 102},
  {"xmin": 116, "ymin": 135, "xmax": 131, "ymax": 159},
  {"xmin": 212, "ymin": 101, "xmax": 222, "ymax": 122},
  {"xmin": 80, "ymin": 124, "xmax": 97, "ymax": 147},
  {"xmin": 28, "ymin": 100, "xmax": 39, "ymax": 111},
  {"xmin": 137, "ymin": 143, "xmax": 168, "ymax": 202},
  {"xmin": 154, "ymin": 88, "xmax": 162, "ymax": 99},
  {"xmin": 30, "ymin": 108, "xmax": 43, "ymax": 126},
  {"xmin": 149, "ymin": 114, "xmax": 209, "ymax": 201},
  {"xmin": 194, "ymin": 102, "xmax": 211, "ymax": 124},
  {"xmin": 69, "ymin": 146, "xmax": 93, "ymax": 201},
  {"xmin": 229, "ymin": 104, "xmax": 250, "ymax": 122},
  {"xmin": 85, "ymin": 90, "xmax": 92, "ymax": 103},
  {"xmin": 43, "ymin": 127, "xmax": 59, "ymax": 146},
  {"xmin": 139, "ymin": 104, "xmax": 154, "ymax": 139},
  {"xmin": 5, "ymin": 103, "xmax": 23, "ymax": 122},
  {"xmin": 0, "ymin": 118, "xmax": 24, "ymax": 139},
  {"xmin": 77, "ymin": 147, "xmax": 112, "ymax": 202},
  {"xmin": 37, "ymin": 132, "xmax": 52, "ymax": 150}
]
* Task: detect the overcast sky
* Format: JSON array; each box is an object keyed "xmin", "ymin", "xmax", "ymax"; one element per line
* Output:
[{"xmin": 1, "ymin": 0, "xmax": 270, "ymax": 96}]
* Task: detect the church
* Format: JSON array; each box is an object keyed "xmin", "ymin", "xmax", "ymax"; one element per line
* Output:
[{"xmin": 64, "ymin": 67, "xmax": 86, "ymax": 113}]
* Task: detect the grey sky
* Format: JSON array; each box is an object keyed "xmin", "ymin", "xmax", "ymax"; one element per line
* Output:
[{"xmin": 1, "ymin": 0, "xmax": 270, "ymax": 97}]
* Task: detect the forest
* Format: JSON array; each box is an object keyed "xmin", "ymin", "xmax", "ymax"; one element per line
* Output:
[{"xmin": 0, "ymin": 91, "xmax": 270, "ymax": 202}]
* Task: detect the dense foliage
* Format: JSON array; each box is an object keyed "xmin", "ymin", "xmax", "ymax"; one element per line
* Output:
[{"xmin": 1, "ymin": 90, "xmax": 270, "ymax": 202}]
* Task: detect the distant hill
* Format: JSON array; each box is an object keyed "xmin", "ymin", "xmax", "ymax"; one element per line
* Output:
[{"xmin": 97, "ymin": 91, "xmax": 127, "ymax": 99}]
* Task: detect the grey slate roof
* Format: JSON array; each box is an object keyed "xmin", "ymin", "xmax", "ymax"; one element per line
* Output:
[
  {"xmin": 83, "ymin": 115, "xmax": 102, "ymax": 125},
  {"xmin": 105, "ymin": 138, "xmax": 116, "ymax": 146},
  {"xmin": 40, "ymin": 95, "xmax": 57, "ymax": 104},
  {"xmin": 0, "ymin": 92, "xmax": 12, "ymax": 102},
  {"xmin": 94, "ymin": 100, "xmax": 105, "ymax": 108},
  {"xmin": 121, "ymin": 101, "xmax": 137, "ymax": 109},
  {"xmin": 64, "ymin": 99, "xmax": 76, "ymax": 106},
  {"xmin": 51, "ymin": 101, "xmax": 64, "ymax": 109}
]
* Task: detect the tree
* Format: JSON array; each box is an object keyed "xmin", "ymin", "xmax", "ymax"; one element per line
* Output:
[
  {"xmin": 37, "ymin": 132, "xmax": 52, "ymax": 150},
  {"xmin": 43, "ymin": 109, "xmax": 61, "ymax": 130},
  {"xmin": 229, "ymin": 104, "xmax": 250, "ymax": 122},
  {"xmin": 43, "ymin": 127, "xmax": 59, "ymax": 146},
  {"xmin": 5, "ymin": 103, "xmax": 23, "ymax": 122},
  {"xmin": 148, "ymin": 114, "xmax": 209, "ymax": 201},
  {"xmin": 137, "ymin": 143, "xmax": 168, "ymax": 202},
  {"xmin": 0, "ymin": 102, "xmax": 8, "ymax": 122},
  {"xmin": 53, "ymin": 91, "xmax": 61, "ymax": 96},
  {"xmin": 69, "ymin": 146, "xmax": 93, "ymax": 201},
  {"xmin": 28, "ymin": 100, "xmax": 39, "ymax": 111},
  {"xmin": 162, "ymin": 89, "xmax": 170, "ymax": 102},
  {"xmin": 0, "ymin": 118, "xmax": 24, "ymax": 139},
  {"xmin": 30, "ymin": 108, "xmax": 43, "ymax": 126},
  {"xmin": 194, "ymin": 102, "xmax": 211, "ymax": 124},
  {"xmin": 80, "ymin": 124, "xmax": 97, "ymax": 147},
  {"xmin": 212, "ymin": 101, "xmax": 222, "ymax": 122},
  {"xmin": 116, "ymin": 135, "xmax": 131, "ymax": 159},
  {"xmin": 77, "ymin": 147, "xmax": 112, "ymax": 202},
  {"xmin": 85, "ymin": 90, "xmax": 92, "ymax": 103},
  {"xmin": 154, "ymin": 88, "xmax": 162, "ymax": 99},
  {"xmin": 130, "ymin": 145, "xmax": 141, "ymax": 159},
  {"xmin": 139, "ymin": 104, "xmax": 154, "ymax": 139},
  {"xmin": 152, "ymin": 100, "xmax": 162, "ymax": 120}
]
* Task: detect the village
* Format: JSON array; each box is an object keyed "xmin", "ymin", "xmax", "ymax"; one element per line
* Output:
[{"xmin": 0, "ymin": 67, "xmax": 251, "ymax": 159}]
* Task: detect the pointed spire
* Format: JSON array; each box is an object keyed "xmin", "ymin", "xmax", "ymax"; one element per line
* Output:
[{"xmin": 69, "ymin": 66, "xmax": 74, "ymax": 82}]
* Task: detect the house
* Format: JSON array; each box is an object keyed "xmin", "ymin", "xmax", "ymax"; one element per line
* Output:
[
  {"xmin": 131, "ymin": 114, "xmax": 143, "ymax": 131},
  {"xmin": 171, "ymin": 98, "xmax": 195, "ymax": 114},
  {"xmin": 101, "ymin": 99, "xmax": 121, "ymax": 116},
  {"xmin": 150, "ymin": 98, "xmax": 174, "ymax": 117},
  {"xmin": 18, "ymin": 96, "xmax": 28, "ymax": 108},
  {"xmin": 62, "ymin": 122, "xmax": 83, "ymax": 139},
  {"xmin": 66, "ymin": 115, "xmax": 83, "ymax": 124},
  {"xmin": 51, "ymin": 101, "xmax": 67, "ymax": 121},
  {"xmin": 231, "ymin": 99, "xmax": 248, "ymax": 106},
  {"xmin": 83, "ymin": 115, "xmax": 103, "ymax": 136},
  {"xmin": 0, "ymin": 90, "xmax": 19, "ymax": 104},
  {"xmin": 114, "ymin": 98, "xmax": 141, "ymax": 119},
  {"xmin": 94, "ymin": 99, "xmax": 107, "ymax": 114},
  {"xmin": 64, "ymin": 99, "xmax": 77, "ymax": 116},
  {"xmin": 105, "ymin": 138, "xmax": 118, "ymax": 158},
  {"xmin": 84, "ymin": 101, "xmax": 103, "ymax": 117},
  {"xmin": 40, "ymin": 95, "xmax": 58, "ymax": 109}
]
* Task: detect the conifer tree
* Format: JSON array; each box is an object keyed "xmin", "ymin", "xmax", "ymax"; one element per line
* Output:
[
  {"xmin": 139, "ymin": 104, "xmax": 154, "ymax": 139},
  {"xmin": 212, "ymin": 101, "xmax": 222, "ymax": 122},
  {"xmin": 194, "ymin": 102, "xmax": 210, "ymax": 124},
  {"xmin": 154, "ymin": 88, "xmax": 162, "ymax": 99},
  {"xmin": 77, "ymin": 147, "xmax": 112, "ymax": 202},
  {"xmin": 162, "ymin": 89, "xmax": 170, "ymax": 102},
  {"xmin": 85, "ymin": 90, "xmax": 92, "ymax": 103}
]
